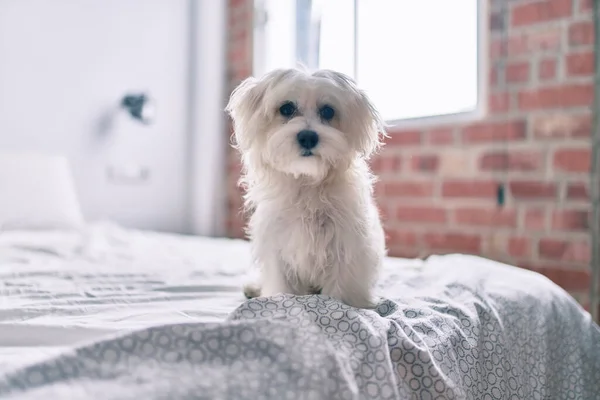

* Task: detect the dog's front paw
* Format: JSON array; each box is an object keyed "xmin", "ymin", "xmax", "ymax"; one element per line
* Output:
[{"xmin": 243, "ymin": 283, "xmax": 261, "ymax": 299}]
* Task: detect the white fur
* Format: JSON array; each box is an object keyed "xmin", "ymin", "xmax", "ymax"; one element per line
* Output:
[{"xmin": 226, "ymin": 68, "xmax": 387, "ymax": 308}]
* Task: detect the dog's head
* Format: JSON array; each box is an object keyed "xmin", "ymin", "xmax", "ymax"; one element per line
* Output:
[{"xmin": 226, "ymin": 68, "xmax": 385, "ymax": 182}]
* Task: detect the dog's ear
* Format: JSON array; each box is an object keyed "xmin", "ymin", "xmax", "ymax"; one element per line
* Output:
[
  {"xmin": 354, "ymin": 87, "xmax": 388, "ymax": 159},
  {"xmin": 314, "ymin": 70, "xmax": 388, "ymax": 158},
  {"xmin": 225, "ymin": 76, "xmax": 265, "ymax": 151},
  {"xmin": 226, "ymin": 77, "xmax": 262, "ymax": 120}
]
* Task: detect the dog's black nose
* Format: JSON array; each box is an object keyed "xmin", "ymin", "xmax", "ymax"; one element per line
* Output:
[{"xmin": 297, "ymin": 130, "xmax": 319, "ymax": 150}]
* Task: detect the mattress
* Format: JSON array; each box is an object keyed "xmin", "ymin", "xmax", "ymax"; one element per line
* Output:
[{"xmin": 0, "ymin": 222, "xmax": 599, "ymax": 399}]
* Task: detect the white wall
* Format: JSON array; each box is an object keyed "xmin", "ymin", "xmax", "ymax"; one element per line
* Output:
[
  {"xmin": 188, "ymin": 0, "xmax": 227, "ymax": 237},
  {"xmin": 0, "ymin": 0, "xmax": 191, "ymax": 233}
]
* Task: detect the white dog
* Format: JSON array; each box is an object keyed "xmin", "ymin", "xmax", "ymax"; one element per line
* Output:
[{"xmin": 226, "ymin": 68, "xmax": 386, "ymax": 309}]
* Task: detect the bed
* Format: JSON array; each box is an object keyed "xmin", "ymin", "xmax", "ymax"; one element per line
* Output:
[{"xmin": 0, "ymin": 222, "xmax": 598, "ymax": 399}]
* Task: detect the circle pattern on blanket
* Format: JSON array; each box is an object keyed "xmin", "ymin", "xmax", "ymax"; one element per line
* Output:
[{"xmin": 0, "ymin": 279, "xmax": 599, "ymax": 399}]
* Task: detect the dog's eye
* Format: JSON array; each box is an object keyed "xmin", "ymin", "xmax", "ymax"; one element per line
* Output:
[
  {"xmin": 319, "ymin": 105, "xmax": 335, "ymax": 121},
  {"xmin": 279, "ymin": 102, "xmax": 296, "ymax": 117}
]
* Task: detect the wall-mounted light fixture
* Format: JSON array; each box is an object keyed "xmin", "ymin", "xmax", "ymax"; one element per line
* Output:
[{"xmin": 120, "ymin": 93, "xmax": 156, "ymax": 125}]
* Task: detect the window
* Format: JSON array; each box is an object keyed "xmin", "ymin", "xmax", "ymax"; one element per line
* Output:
[{"xmin": 253, "ymin": 0, "xmax": 487, "ymax": 126}]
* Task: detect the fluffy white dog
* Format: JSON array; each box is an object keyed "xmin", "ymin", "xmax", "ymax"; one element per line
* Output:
[{"xmin": 226, "ymin": 68, "xmax": 386, "ymax": 309}]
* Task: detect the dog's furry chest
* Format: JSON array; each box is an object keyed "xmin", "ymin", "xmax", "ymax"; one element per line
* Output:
[
  {"xmin": 252, "ymin": 202, "xmax": 355, "ymax": 283},
  {"xmin": 275, "ymin": 207, "xmax": 335, "ymax": 266}
]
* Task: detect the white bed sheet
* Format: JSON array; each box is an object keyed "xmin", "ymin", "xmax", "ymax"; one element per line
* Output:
[
  {"xmin": 1, "ymin": 223, "xmax": 599, "ymax": 399},
  {"xmin": 0, "ymin": 222, "xmax": 420, "ymax": 372},
  {"xmin": 0, "ymin": 223, "xmax": 246, "ymax": 371}
]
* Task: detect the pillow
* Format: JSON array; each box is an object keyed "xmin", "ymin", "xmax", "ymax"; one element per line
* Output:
[{"xmin": 0, "ymin": 152, "xmax": 85, "ymax": 230}]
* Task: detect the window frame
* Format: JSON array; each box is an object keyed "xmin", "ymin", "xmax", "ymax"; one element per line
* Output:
[{"xmin": 252, "ymin": 0, "xmax": 489, "ymax": 129}]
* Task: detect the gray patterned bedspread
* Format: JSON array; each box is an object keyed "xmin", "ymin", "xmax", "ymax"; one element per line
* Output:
[{"xmin": 0, "ymin": 225, "xmax": 599, "ymax": 399}]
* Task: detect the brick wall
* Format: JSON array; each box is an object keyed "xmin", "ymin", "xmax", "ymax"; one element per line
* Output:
[
  {"xmin": 225, "ymin": 0, "xmax": 596, "ymax": 305},
  {"xmin": 226, "ymin": 0, "xmax": 252, "ymax": 239}
]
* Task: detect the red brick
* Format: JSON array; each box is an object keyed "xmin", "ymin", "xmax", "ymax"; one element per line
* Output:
[
  {"xmin": 509, "ymin": 181, "xmax": 557, "ymax": 200},
  {"xmin": 539, "ymin": 238, "xmax": 590, "ymax": 263},
  {"xmin": 228, "ymin": 24, "xmax": 248, "ymax": 41},
  {"xmin": 229, "ymin": 27, "xmax": 249, "ymax": 44},
  {"xmin": 538, "ymin": 57, "xmax": 558, "ymax": 80},
  {"xmin": 551, "ymin": 209, "xmax": 589, "ymax": 231},
  {"xmin": 231, "ymin": 17, "xmax": 249, "ymax": 32},
  {"xmin": 231, "ymin": 64, "xmax": 252, "ymax": 81},
  {"xmin": 566, "ymin": 182, "xmax": 589, "ymax": 200},
  {"xmin": 227, "ymin": 217, "xmax": 246, "ymax": 239},
  {"xmin": 508, "ymin": 237, "xmax": 531, "ymax": 258},
  {"xmin": 385, "ymin": 130, "xmax": 422, "ymax": 146},
  {"xmin": 454, "ymin": 207, "xmax": 517, "ymax": 228},
  {"xmin": 503, "ymin": 31, "xmax": 535, "ymax": 55},
  {"xmin": 512, "ymin": 0, "xmax": 573, "ymax": 26},
  {"xmin": 229, "ymin": 0, "xmax": 247, "ymax": 7},
  {"xmin": 229, "ymin": 7, "xmax": 250, "ymax": 31},
  {"xmin": 490, "ymin": 67, "xmax": 499, "ymax": 87},
  {"xmin": 437, "ymin": 151, "xmax": 473, "ymax": 177},
  {"xmin": 490, "ymin": 39, "xmax": 505, "ymax": 60},
  {"xmin": 374, "ymin": 181, "xmax": 385, "ymax": 198},
  {"xmin": 489, "ymin": 92, "xmax": 510, "ymax": 114},
  {"xmin": 506, "ymin": 61, "xmax": 530, "ymax": 83},
  {"xmin": 385, "ymin": 228, "xmax": 419, "ymax": 247},
  {"xmin": 569, "ymin": 21, "xmax": 594, "ymax": 46},
  {"xmin": 427, "ymin": 128, "xmax": 454, "ymax": 145},
  {"xmin": 532, "ymin": 113, "xmax": 592, "ymax": 139},
  {"xmin": 370, "ymin": 157, "xmax": 383, "ymax": 174},
  {"xmin": 410, "ymin": 155, "xmax": 439, "ymax": 172},
  {"xmin": 423, "ymin": 232, "xmax": 481, "ymax": 253},
  {"xmin": 229, "ymin": 42, "xmax": 249, "ymax": 64},
  {"xmin": 396, "ymin": 205, "xmax": 447, "ymax": 224},
  {"xmin": 387, "ymin": 247, "xmax": 422, "ymax": 259},
  {"xmin": 462, "ymin": 121, "xmax": 526, "ymax": 143},
  {"xmin": 553, "ymin": 148, "xmax": 591, "ymax": 173},
  {"xmin": 508, "ymin": 26, "xmax": 562, "ymax": 56},
  {"xmin": 442, "ymin": 180, "xmax": 498, "ymax": 199},
  {"xmin": 579, "ymin": 0, "xmax": 593, "ymax": 12},
  {"xmin": 566, "ymin": 51, "xmax": 595, "ymax": 76},
  {"xmin": 479, "ymin": 151, "xmax": 542, "ymax": 172},
  {"xmin": 526, "ymin": 265, "xmax": 591, "ymax": 291},
  {"xmin": 528, "ymin": 27, "xmax": 563, "ymax": 51},
  {"xmin": 518, "ymin": 83, "xmax": 594, "ymax": 111},
  {"xmin": 371, "ymin": 155, "xmax": 401, "ymax": 173},
  {"xmin": 383, "ymin": 181, "xmax": 435, "ymax": 198},
  {"xmin": 524, "ymin": 208, "xmax": 547, "ymax": 230}
]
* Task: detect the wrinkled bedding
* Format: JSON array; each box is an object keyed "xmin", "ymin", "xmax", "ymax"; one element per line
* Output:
[{"xmin": 0, "ymin": 223, "xmax": 598, "ymax": 399}]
